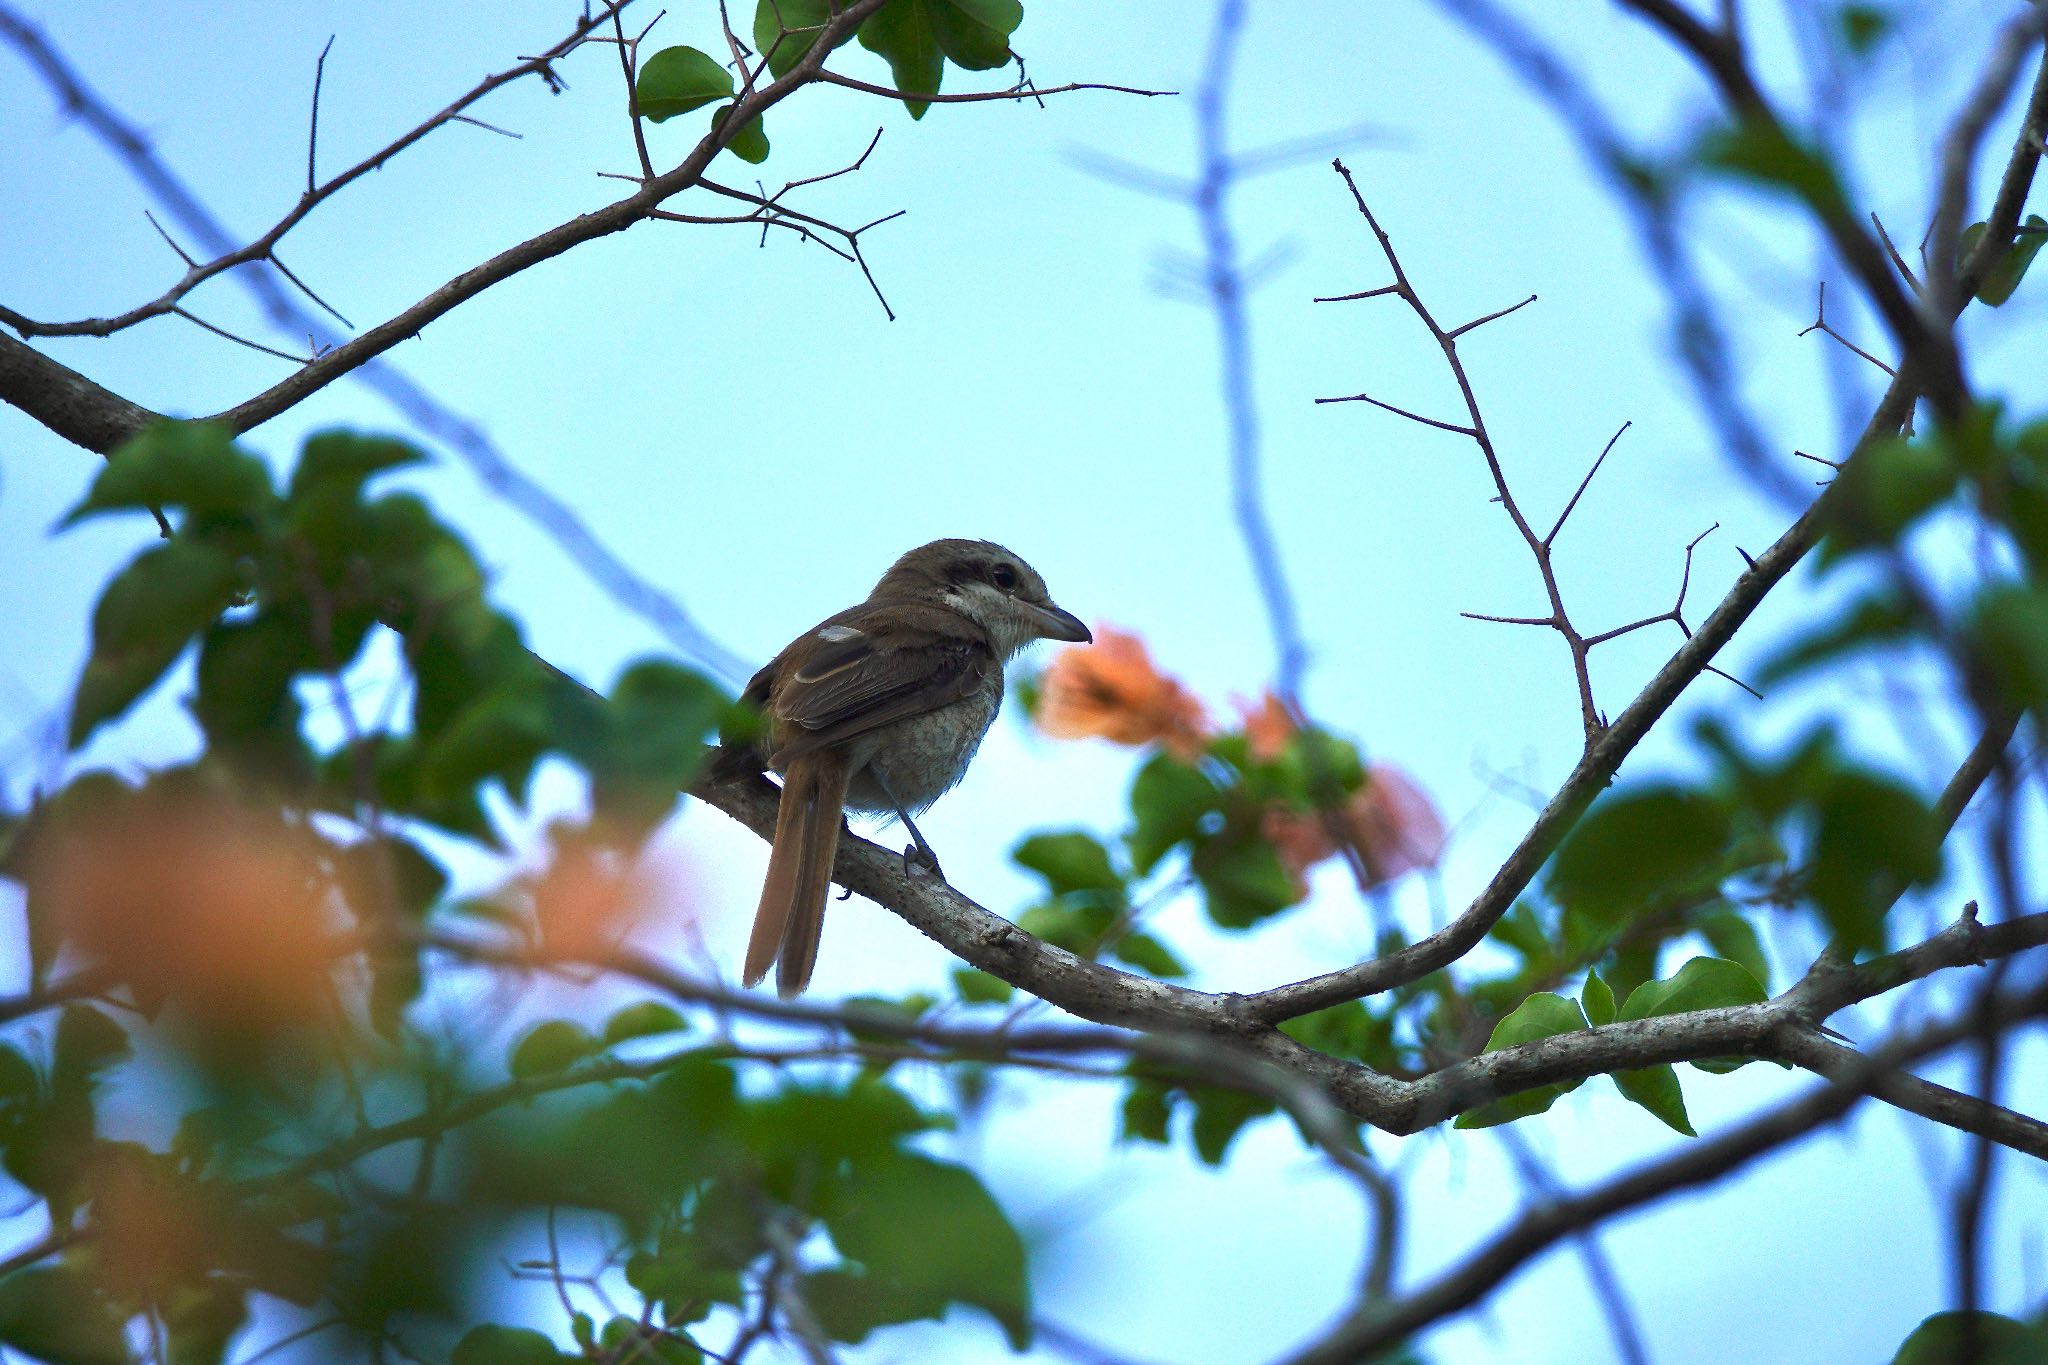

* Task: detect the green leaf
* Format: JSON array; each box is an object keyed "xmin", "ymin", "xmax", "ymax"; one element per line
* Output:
[
  {"xmin": 1837, "ymin": 4, "xmax": 1890, "ymax": 55},
  {"xmin": 753, "ymin": 0, "xmax": 851, "ymax": 78},
  {"xmin": 287, "ymin": 430, "xmax": 426, "ymax": 501},
  {"xmin": 635, "ymin": 46, "xmax": 733, "ymax": 122},
  {"xmin": 858, "ymin": 0, "xmax": 945, "ymax": 117},
  {"xmin": 1120, "ymin": 1081, "xmax": 1173, "ymax": 1144},
  {"xmin": 1013, "ymin": 830, "xmax": 1123, "ymax": 898},
  {"xmin": 952, "ymin": 968, "xmax": 1015, "ymax": 1004},
  {"xmin": 1618, "ymin": 955, "xmax": 1768, "ymax": 1020},
  {"xmin": 1548, "ymin": 786, "xmax": 1733, "ymax": 925},
  {"xmin": 70, "ymin": 538, "xmax": 241, "ymax": 746},
  {"xmin": 1968, "ymin": 214, "xmax": 2048, "ymax": 306},
  {"xmin": 1700, "ymin": 117, "xmax": 1847, "ymax": 213},
  {"xmin": 1891, "ymin": 1312, "xmax": 2048, "ymax": 1365},
  {"xmin": 452, "ymin": 1325, "xmax": 575, "ymax": 1365},
  {"xmin": 0, "ymin": 1266, "xmax": 130, "ymax": 1365},
  {"xmin": 603, "ymin": 1001, "xmax": 690, "ymax": 1044},
  {"xmin": 164, "ymin": 1281, "xmax": 248, "ymax": 1365},
  {"xmin": 711, "ymin": 104, "xmax": 769, "ymax": 163},
  {"xmin": 509, "ymin": 1020, "xmax": 602, "ymax": 1078},
  {"xmin": 1613, "ymin": 1063, "xmax": 1694, "ymax": 1136},
  {"xmin": 1971, "ymin": 584, "xmax": 2048, "ymax": 712},
  {"xmin": 1127, "ymin": 753, "xmax": 1218, "ymax": 874},
  {"xmin": 1809, "ymin": 772, "xmax": 1940, "ymax": 955},
  {"xmin": 1821, "ymin": 434, "xmax": 1957, "ymax": 563},
  {"xmin": 1189, "ymin": 1086, "xmax": 1274, "ymax": 1165},
  {"xmin": 1696, "ymin": 910, "xmax": 1771, "ymax": 991},
  {"xmin": 926, "ymin": 0, "xmax": 1022, "ymax": 69},
  {"xmin": 1760, "ymin": 592, "xmax": 1913, "ymax": 684},
  {"xmin": 54, "ymin": 1004, "xmax": 131, "ymax": 1094},
  {"xmin": 1111, "ymin": 931, "xmax": 1188, "ymax": 978},
  {"xmin": 583, "ymin": 660, "xmax": 726, "ymax": 832},
  {"xmin": 1581, "ymin": 972, "xmax": 1616, "ymax": 1027},
  {"xmin": 1190, "ymin": 828, "xmax": 1297, "ymax": 929},
  {"xmin": 63, "ymin": 420, "xmax": 275, "ymax": 527},
  {"xmin": 816, "ymin": 1151, "xmax": 1031, "ymax": 1348},
  {"xmin": 1453, "ymin": 992, "xmax": 1589, "ymax": 1129}
]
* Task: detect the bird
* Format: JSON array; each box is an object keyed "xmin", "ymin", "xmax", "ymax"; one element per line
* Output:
[{"xmin": 710, "ymin": 539, "xmax": 1091, "ymax": 998}]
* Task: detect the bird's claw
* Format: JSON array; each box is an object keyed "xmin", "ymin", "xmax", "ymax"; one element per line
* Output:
[{"xmin": 902, "ymin": 842, "xmax": 944, "ymax": 881}]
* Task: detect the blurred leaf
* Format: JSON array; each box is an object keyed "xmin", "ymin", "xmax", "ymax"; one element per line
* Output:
[
  {"xmin": 1548, "ymin": 786, "xmax": 1732, "ymax": 925},
  {"xmin": 1613, "ymin": 1063, "xmax": 1694, "ymax": 1136},
  {"xmin": 1190, "ymin": 828, "xmax": 1297, "ymax": 929},
  {"xmin": 1701, "ymin": 117, "xmax": 1846, "ymax": 212},
  {"xmin": 1488, "ymin": 902, "xmax": 1552, "ymax": 962},
  {"xmin": 635, "ymin": 46, "xmax": 733, "ymax": 121},
  {"xmin": 509, "ymin": 1020, "xmax": 602, "ymax": 1079},
  {"xmin": 451, "ymin": 1325, "xmax": 575, "ymax": 1365},
  {"xmin": 952, "ymin": 968, "xmax": 1015, "ymax": 1004},
  {"xmin": 625, "ymin": 1229, "xmax": 743, "ymax": 1324},
  {"xmin": 1965, "ymin": 214, "xmax": 2048, "ymax": 306},
  {"xmin": 164, "ymin": 1280, "xmax": 248, "ymax": 1365},
  {"xmin": 1809, "ymin": 772, "xmax": 1940, "ymax": 955},
  {"xmin": 63, "ymin": 420, "xmax": 274, "ymax": 528},
  {"xmin": 1821, "ymin": 434, "xmax": 1957, "ymax": 564},
  {"xmin": 603, "ymin": 1001, "xmax": 690, "ymax": 1044},
  {"xmin": 1189, "ymin": 1086, "xmax": 1274, "ymax": 1165},
  {"xmin": 1454, "ymin": 992, "xmax": 1588, "ymax": 1129},
  {"xmin": 1014, "ymin": 830, "xmax": 1124, "ymax": 898},
  {"xmin": 1891, "ymin": 1312, "xmax": 2048, "ymax": 1365},
  {"xmin": 287, "ymin": 430, "xmax": 425, "ymax": 501},
  {"xmin": 54, "ymin": 1004, "xmax": 131, "ymax": 1095},
  {"xmin": 1837, "ymin": 4, "xmax": 1890, "ymax": 55},
  {"xmin": 599, "ymin": 1318, "xmax": 702, "ymax": 1364},
  {"xmin": 1127, "ymin": 753, "xmax": 1218, "ymax": 875},
  {"xmin": 1971, "ymin": 585, "xmax": 2048, "ymax": 713},
  {"xmin": 1120, "ymin": 1081, "xmax": 1173, "ymax": 1145},
  {"xmin": 0, "ymin": 1265, "xmax": 129, "ymax": 1365},
  {"xmin": 70, "ymin": 539, "xmax": 241, "ymax": 746},
  {"xmin": 1111, "ymin": 931, "xmax": 1188, "ymax": 978},
  {"xmin": 816, "ymin": 1150, "xmax": 1031, "ymax": 1348},
  {"xmin": 1761, "ymin": 593, "xmax": 1913, "ymax": 684}
]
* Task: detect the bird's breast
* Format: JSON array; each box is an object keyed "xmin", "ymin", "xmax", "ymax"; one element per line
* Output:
[{"xmin": 842, "ymin": 684, "xmax": 1003, "ymax": 814}]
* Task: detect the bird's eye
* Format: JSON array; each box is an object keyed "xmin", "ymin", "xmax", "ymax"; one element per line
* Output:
[{"xmin": 990, "ymin": 563, "xmax": 1019, "ymax": 590}]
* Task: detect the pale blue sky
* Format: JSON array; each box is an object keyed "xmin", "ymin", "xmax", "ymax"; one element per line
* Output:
[{"xmin": 2, "ymin": 1, "xmax": 2044, "ymax": 1361}]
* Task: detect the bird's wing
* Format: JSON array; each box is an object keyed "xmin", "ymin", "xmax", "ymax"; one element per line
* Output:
[{"xmin": 768, "ymin": 601, "xmax": 994, "ymax": 763}]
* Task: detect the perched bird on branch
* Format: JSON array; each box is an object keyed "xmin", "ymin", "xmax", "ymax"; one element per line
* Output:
[{"xmin": 711, "ymin": 539, "xmax": 1091, "ymax": 998}]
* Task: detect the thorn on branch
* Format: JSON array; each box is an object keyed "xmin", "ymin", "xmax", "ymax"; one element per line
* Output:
[
  {"xmin": 1546, "ymin": 420, "xmax": 1631, "ymax": 547},
  {"xmin": 1448, "ymin": 293, "xmax": 1538, "ymax": 339},
  {"xmin": 1312, "ymin": 391, "xmax": 1478, "ymax": 437},
  {"xmin": 307, "ymin": 35, "xmax": 335, "ymax": 196},
  {"xmin": 1795, "ymin": 281, "xmax": 1896, "ymax": 376}
]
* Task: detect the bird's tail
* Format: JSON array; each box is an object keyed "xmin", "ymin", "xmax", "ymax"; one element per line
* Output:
[{"xmin": 743, "ymin": 750, "xmax": 849, "ymax": 999}]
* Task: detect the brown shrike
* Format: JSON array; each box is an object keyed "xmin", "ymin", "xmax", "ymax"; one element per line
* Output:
[{"xmin": 711, "ymin": 540, "xmax": 1091, "ymax": 997}]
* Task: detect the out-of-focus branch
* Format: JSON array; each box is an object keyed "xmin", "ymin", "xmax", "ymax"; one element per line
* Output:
[{"xmin": 0, "ymin": 0, "xmax": 633, "ymax": 341}]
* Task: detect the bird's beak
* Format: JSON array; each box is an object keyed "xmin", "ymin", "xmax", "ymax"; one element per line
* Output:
[{"xmin": 1029, "ymin": 603, "xmax": 1093, "ymax": 643}]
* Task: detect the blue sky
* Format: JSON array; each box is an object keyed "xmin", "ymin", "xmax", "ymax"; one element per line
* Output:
[{"xmin": 2, "ymin": 1, "xmax": 2045, "ymax": 1361}]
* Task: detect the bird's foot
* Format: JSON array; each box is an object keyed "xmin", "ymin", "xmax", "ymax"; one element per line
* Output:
[{"xmin": 901, "ymin": 842, "xmax": 944, "ymax": 881}]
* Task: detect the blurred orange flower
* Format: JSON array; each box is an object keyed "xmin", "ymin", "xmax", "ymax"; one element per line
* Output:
[
  {"xmin": 1033, "ymin": 625, "xmax": 1208, "ymax": 758},
  {"xmin": 1236, "ymin": 692, "xmax": 1446, "ymax": 894},
  {"xmin": 35, "ymin": 791, "xmax": 338, "ymax": 1038}
]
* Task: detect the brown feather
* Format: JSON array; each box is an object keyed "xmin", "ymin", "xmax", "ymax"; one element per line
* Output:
[{"xmin": 742, "ymin": 750, "xmax": 848, "ymax": 997}]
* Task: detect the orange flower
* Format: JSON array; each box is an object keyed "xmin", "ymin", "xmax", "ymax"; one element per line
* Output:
[
  {"xmin": 1237, "ymin": 690, "xmax": 1298, "ymax": 762},
  {"xmin": 1033, "ymin": 625, "xmax": 1208, "ymax": 758}
]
